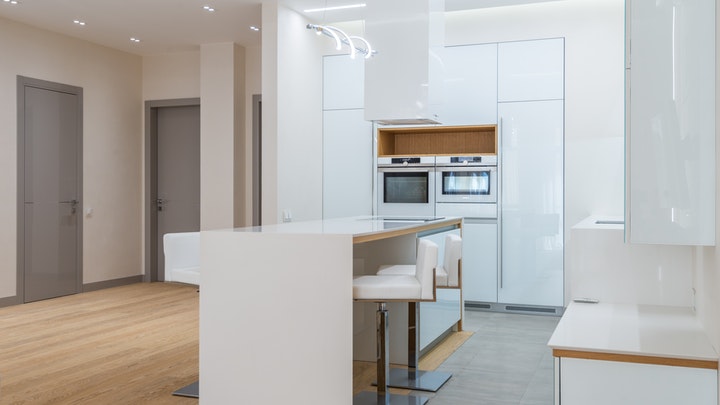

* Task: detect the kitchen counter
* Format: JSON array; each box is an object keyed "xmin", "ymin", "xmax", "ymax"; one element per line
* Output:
[
  {"xmin": 198, "ymin": 216, "xmax": 461, "ymax": 405},
  {"xmin": 548, "ymin": 302, "xmax": 717, "ymax": 364},
  {"xmin": 549, "ymin": 302, "xmax": 718, "ymax": 404}
]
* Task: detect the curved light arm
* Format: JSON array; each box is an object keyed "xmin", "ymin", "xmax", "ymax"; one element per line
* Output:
[
  {"xmin": 325, "ymin": 26, "xmax": 356, "ymax": 59},
  {"xmin": 349, "ymin": 35, "xmax": 373, "ymax": 59}
]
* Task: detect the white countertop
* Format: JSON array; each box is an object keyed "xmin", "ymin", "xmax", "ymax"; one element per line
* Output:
[
  {"xmin": 207, "ymin": 216, "xmax": 461, "ymax": 242},
  {"xmin": 548, "ymin": 302, "xmax": 717, "ymax": 362}
]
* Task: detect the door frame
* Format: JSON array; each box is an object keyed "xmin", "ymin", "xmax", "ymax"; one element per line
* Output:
[
  {"xmin": 17, "ymin": 76, "xmax": 84, "ymax": 304},
  {"xmin": 144, "ymin": 98, "xmax": 200, "ymax": 282}
]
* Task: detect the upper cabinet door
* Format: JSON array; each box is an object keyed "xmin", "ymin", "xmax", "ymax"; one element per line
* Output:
[
  {"xmin": 440, "ymin": 44, "xmax": 498, "ymax": 125},
  {"xmin": 323, "ymin": 55, "xmax": 365, "ymax": 110},
  {"xmin": 497, "ymin": 38, "xmax": 564, "ymax": 102},
  {"xmin": 626, "ymin": 0, "xmax": 715, "ymax": 245}
]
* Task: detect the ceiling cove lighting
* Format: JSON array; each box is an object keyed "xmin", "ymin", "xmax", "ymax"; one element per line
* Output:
[
  {"xmin": 203, "ymin": 5, "xmax": 215, "ymax": 12},
  {"xmin": 306, "ymin": 24, "xmax": 373, "ymax": 59},
  {"xmin": 303, "ymin": 3, "xmax": 365, "ymax": 13},
  {"xmin": 73, "ymin": 20, "xmax": 86, "ymax": 26}
]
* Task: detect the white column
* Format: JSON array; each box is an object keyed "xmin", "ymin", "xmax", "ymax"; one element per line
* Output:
[{"xmin": 200, "ymin": 42, "xmax": 246, "ymax": 230}]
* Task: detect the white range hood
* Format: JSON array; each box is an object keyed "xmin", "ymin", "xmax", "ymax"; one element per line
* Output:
[{"xmin": 363, "ymin": 0, "xmax": 445, "ymax": 125}]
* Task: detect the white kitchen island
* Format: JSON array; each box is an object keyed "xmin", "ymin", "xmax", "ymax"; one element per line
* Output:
[{"xmin": 198, "ymin": 216, "xmax": 462, "ymax": 404}]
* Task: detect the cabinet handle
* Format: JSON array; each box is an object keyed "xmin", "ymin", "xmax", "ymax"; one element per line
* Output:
[{"xmin": 498, "ymin": 117, "xmax": 503, "ymax": 290}]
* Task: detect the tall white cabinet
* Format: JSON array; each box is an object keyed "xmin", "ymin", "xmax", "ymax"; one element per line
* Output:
[
  {"xmin": 322, "ymin": 55, "xmax": 373, "ymax": 219},
  {"xmin": 497, "ymin": 38, "xmax": 565, "ymax": 308},
  {"xmin": 626, "ymin": 0, "xmax": 715, "ymax": 245}
]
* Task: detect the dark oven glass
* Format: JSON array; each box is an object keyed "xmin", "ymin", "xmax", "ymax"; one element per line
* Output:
[
  {"xmin": 384, "ymin": 172, "xmax": 428, "ymax": 203},
  {"xmin": 442, "ymin": 171, "xmax": 490, "ymax": 195}
]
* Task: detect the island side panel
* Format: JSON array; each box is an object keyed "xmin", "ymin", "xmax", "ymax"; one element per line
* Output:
[{"xmin": 199, "ymin": 231, "xmax": 354, "ymax": 404}]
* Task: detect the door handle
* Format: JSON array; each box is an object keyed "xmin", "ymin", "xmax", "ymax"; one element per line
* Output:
[
  {"xmin": 60, "ymin": 199, "xmax": 79, "ymax": 214},
  {"xmin": 154, "ymin": 198, "xmax": 166, "ymax": 212}
]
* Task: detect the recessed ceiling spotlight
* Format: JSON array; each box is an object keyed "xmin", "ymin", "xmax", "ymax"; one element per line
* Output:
[
  {"xmin": 73, "ymin": 20, "xmax": 86, "ymax": 26},
  {"xmin": 3, "ymin": 0, "xmax": 19, "ymax": 4},
  {"xmin": 250, "ymin": 26, "xmax": 260, "ymax": 32},
  {"xmin": 203, "ymin": 5, "xmax": 215, "ymax": 12},
  {"xmin": 303, "ymin": 3, "xmax": 365, "ymax": 13},
  {"xmin": 130, "ymin": 37, "xmax": 141, "ymax": 43}
]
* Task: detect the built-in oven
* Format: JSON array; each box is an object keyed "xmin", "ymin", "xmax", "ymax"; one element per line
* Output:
[
  {"xmin": 435, "ymin": 155, "xmax": 497, "ymax": 218},
  {"xmin": 377, "ymin": 156, "xmax": 435, "ymax": 217}
]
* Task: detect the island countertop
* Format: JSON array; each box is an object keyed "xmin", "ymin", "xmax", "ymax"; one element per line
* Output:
[{"xmin": 209, "ymin": 215, "xmax": 462, "ymax": 244}]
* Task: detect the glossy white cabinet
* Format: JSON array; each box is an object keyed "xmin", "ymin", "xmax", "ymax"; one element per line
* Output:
[
  {"xmin": 323, "ymin": 109, "xmax": 373, "ymax": 219},
  {"xmin": 439, "ymin": 44, "xmax": 498, "ymax": 125},
  {"xmin": 498, "ymin": 100, "xmax": 564, "ymax": 307},
  {"xmin": 626, "ymin": 0, "xmax": 715, "ymax": 245},
  {"xmin": 323, "ymin": 55, "xmax": 364, "ymax": 110},
  {"xmin": 498, "ymin": 38, "xmax": 564, "ymax": 102},
  {"xmin": 462, "ymin": 220, "xmax": 498, "ymax": 303}
]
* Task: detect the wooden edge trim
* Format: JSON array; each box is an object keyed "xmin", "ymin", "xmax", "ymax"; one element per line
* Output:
[
  {"xmin": 353, "ymin": 218, "xmax": 462, "ymax": 244},
  {"xmin": 553, "ymin": 349, "xmax": 718, "ymax": 370}
]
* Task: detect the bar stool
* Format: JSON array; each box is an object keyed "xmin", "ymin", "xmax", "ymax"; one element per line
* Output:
[
  {"xmin": 352, "ymin": 239, "xmax": 438, "ymax": 405},
  {"xmin": 374, "ymin": 234, "xmax": 462, "ymax": 392}
]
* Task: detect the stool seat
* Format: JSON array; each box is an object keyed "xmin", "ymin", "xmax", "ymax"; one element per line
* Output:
[
  {"xmin": 353, "ymin": 275, "xmax": 422, "ymax": 300},
  {"xmin": 377, "ymin": 264, "xmax": 449, "ymax": 287}
]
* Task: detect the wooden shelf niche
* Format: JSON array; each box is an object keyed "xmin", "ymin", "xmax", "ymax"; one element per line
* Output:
[{"xmin": 377, "ymin": 125, "xmax": 497, "ymax": 157}]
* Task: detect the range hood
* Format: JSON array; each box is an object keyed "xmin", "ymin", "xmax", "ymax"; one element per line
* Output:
[{"xmin": 363, "ymin": 0, "xmax": 445, "ymax": 125}]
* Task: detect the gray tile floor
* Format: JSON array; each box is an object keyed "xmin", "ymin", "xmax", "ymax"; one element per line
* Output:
[{"xmin": 420, "ymin": 310, "xmax": 559, "ymax": 404}]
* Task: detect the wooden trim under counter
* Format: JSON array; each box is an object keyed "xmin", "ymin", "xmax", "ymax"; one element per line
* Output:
[
  {"xmin": 353, "ymin": 217, "xmax": 462, "ymax": 244},
  {"xmin": 377, "ymin": 125, "xmax": 497, "ymax": 157},
  {"xmin": 553, "ymin": 349, "xmax": 719, "ymax": 370}
]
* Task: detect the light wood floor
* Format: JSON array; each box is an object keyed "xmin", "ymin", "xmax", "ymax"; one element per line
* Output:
[{"xmin": 0, "ymin": 282, "xmax": 469, "ymax": 404}]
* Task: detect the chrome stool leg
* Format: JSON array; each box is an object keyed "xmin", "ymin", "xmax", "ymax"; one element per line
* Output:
[
  {"xmin": 385, "ymin": 303, "xmax": 452, "ymax": 392},
  {"xmin": 354, "ymin": 303, "xmax": 429, "ymax": 405}
]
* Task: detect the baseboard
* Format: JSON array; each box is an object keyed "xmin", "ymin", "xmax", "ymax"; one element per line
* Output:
[
  {"xmin": 83, "ymin": 275, "xmax": 145, "ymax": 292},
  {"xmin": 465, "ymin": 301, "xmax": 564, "ymax": 317},
  {"xmin": 0, "ymin": 295, "xmax": 21, "ymax": 308}
]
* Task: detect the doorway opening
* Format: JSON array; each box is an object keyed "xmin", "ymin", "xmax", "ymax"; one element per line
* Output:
[{"xmin": 144, "ymin": 98, "xmax": 201, "ymax": 282}]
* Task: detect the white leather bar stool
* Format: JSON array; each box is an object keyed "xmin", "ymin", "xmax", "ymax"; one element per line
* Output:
[
  {"xmin": 352, "ymin": 239, "xmax": 438, "ymax": 405},
  {"xmin": 374, "ymin": 234, "xmax": 462, "ymax": 392}
]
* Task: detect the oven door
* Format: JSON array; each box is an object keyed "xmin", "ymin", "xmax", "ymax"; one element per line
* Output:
[
  {"xmin": 435, "ymin": 166, "xmax": 497, "ymax": 203},
  {"xmin": 377, "ymin": 168, "xmax": 435, "ymax": 216}
]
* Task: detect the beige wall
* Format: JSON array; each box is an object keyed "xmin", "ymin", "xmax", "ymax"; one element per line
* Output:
[
  {"xmin": 142, "ymin": 52, "xmax": 200, "ymax": 101},
  {"xmin": 0, "ymin": 17, "xmax": 143, "ymax": 297}
]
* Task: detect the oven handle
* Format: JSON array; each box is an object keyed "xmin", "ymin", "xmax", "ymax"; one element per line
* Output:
[{"xmin": 377, "ymin": 168, "xmax": 433, "ymax": 173}]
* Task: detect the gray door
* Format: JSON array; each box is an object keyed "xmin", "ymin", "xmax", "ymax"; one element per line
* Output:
[
  {"xmin": 21, "ymin": 80, "xmax": 82, "ymax": 303},
  {"xmin": 156, "ymin": 105, "xmax": 200, "ymax": 280}
]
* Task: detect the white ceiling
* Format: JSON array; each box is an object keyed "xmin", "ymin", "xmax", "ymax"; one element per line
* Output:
[{"xmin": 0, "ymin": 0, "xmax": 561, "ymax": 56}]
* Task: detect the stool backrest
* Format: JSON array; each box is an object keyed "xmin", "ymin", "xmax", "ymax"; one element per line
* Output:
[
  {"xmin": 415, "ymin": 239, "xmax": 439, "ymax": 300},
  {"xmin": 444, "ymin": 234, "xmax": 462, "ymax": 287}
]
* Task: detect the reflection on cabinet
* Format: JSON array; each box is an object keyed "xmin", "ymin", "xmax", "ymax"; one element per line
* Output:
[
  {"xmin": 462, "ymin": 220, "xmax": 498, "ymax": 303},
  {"xmin": 498, "ymin": 100, "xmax": 564, "ymax": 307},
  {"xmin": 440, "ymin": 44, "xmax": 498, "ymax": 125},
  {"xmin": 498, "ymin": 38, "xmax": 564, "ymax": 102},
  {"xmin": 626, "ymin": 0, "xmax": 715, "ymax": 245}
]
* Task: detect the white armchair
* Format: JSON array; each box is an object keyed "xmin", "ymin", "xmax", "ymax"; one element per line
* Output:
[{"xmin": 163, "ymin": 232, "xmax": 200, "ymax": 285}]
